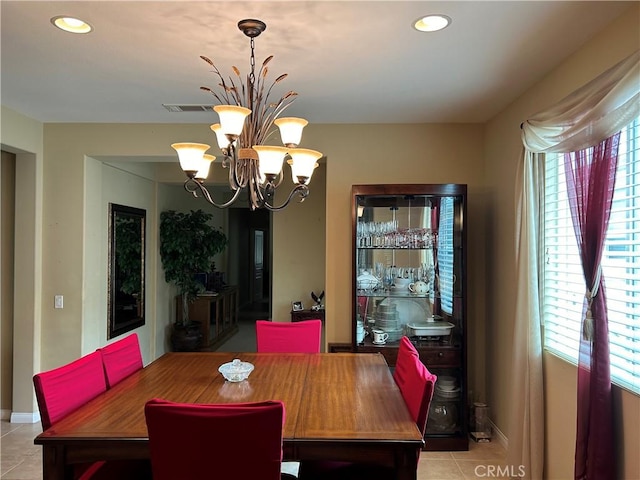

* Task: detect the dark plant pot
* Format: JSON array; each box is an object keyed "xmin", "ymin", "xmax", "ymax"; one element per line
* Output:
[{"xmin": 171, "ymin": 321, "xmax": 203, "ymax": 352}]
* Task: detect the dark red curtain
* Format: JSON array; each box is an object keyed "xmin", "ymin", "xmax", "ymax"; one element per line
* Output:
[{"xmin": 563, "ymin": 133, "xmax": 620, "ymax": 480}]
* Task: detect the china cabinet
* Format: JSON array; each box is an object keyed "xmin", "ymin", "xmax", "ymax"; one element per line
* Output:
[{"xmin": 352, "ymin": 184, "xmax": 468, "ymax": 451}]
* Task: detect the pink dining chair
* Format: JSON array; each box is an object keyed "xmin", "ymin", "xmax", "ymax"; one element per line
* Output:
[
  {"xmin": 33, "ymin": 351, "xmax": 108, "ymax": 432},
  {"xmin": 392, "ymin": 336, "xmax": 438, "ymax": 435},
  {"xmin": 145, "ymin": 399, "xmax": 289, "ymax": 480},
  {"xmin": 256, "ymin": 319, "xmax": 322, "ymax": 353},
  {"xmin": 298, "ymin": 336, "xmax": 437, "ymax": 480},
  {"xmin": 98, "ymin": 332, "xmax": 143, "ymax": 388},
  {"xmin": 33, "ymin": 351, "xmax": 151, "ymax": 480}
]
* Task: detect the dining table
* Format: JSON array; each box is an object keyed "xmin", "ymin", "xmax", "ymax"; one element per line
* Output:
[{"xmin": 34, "ymin": 352, "xmax": 424, "ymax": 480}]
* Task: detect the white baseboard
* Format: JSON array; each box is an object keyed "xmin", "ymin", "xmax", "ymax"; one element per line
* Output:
[
  {"xmin": 9, "ymin": 411, "xmax": 40, "ymax": 424},
  {"xmin": 489, "ymin": 418, "xmax": 508, "ymax": 450}
]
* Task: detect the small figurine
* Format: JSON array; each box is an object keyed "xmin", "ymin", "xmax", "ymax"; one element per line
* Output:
[{"xmin": 310, "ymin": 291, "xmax": 325, "ymax": 311}]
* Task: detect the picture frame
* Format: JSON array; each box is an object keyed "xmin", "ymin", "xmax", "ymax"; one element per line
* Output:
[
  {"xmin": 108, "ymin": 203, "xmax": 146, "ymax": 339},
  {"xmin": 292, "ymin": 301, "xmax": 304, "ymax": 312}
]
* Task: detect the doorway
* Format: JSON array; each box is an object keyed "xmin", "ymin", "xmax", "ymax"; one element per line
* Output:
[{"xmin": 228, "ymin": 208, "xmax": 271, "ymax": 323}]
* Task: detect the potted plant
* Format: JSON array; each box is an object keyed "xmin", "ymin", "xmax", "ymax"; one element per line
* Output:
[{"xmin": 159, "ymin": 209, "xmax": 227, "ymax": 351}]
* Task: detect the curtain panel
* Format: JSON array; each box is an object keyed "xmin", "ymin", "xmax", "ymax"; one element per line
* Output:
[
  {"xmin": 510, "ymin": 49, "xmax": 639, "ymax": 480},
  {"xmin": 564, "ymin": 134, "xmax": 621, "ymax": 480}
]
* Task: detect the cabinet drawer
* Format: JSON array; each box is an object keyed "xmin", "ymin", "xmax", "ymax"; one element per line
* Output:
[{"xmin": 418, "ymin": 349, "xmax": 460, "ymax": 367}]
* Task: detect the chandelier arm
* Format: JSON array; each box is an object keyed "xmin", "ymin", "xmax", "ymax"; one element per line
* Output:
[
  {"xmin": 261, "ymin": 184, "xmax": 310, "ymax": 212},
  {"xmin": 272, "ymin": 168, "xmax": 284, "ymax": 190},
  {"xmin": 234, "ymin": 159, "xmax": 252, "ymax": 189},
  {"xmin": 228, "ymin": 157, "xmax": 241, "ymax": 190},
  {"xmin": 184, "ymin": 177, "xmax": 244, "ymax": 208},
  {"xmin": 249, "ymin": 162, "xmax": 268, "ymax": 208},
  {"xmin": 248, "ymin": 177, "xmax": 263, "ymax": 211}
]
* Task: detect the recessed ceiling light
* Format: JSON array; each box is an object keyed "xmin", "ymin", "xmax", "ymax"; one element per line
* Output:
[
  {"xmin": 51, "ymin": 16, "xmax": 93, "ymax": 34},
  {"xmin": 413, "ymin": 15, "xmax": 451, "ymax": 32}
]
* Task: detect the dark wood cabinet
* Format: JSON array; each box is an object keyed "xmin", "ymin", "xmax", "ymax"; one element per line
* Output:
[
  {"xmin": 290, "ymin": 309, "xmax": 325, "ymax": 322},
  {"xmin": 177, "ymin": 287, "xmax": 239, "ymax": 350},
  {"xmin": 352, "ymin": 184, "xmax": 468, "ymax": 451}
]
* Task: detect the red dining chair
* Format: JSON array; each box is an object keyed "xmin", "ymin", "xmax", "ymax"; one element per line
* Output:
[
  {"xmin": 33, "ymin": 351, "xmax": 151, "ymax": 480},
  {"xmin": 33, "ymin": 351, "xmax": 108, "ymax": 432},
  {"xmin": 256, "ymin": 319, "xmax": 322, "ymax": 353},
  {"xmin": 298, "ymin": 336, "xmax": 437, "ymax": 480},
  {"xmin": 393, "ymin": 336, "xmax": 438, "ymax": 435},
  {"xmin": 145, "ymin": 398, "xmax": 289, "ymax": 480},
  {"xmin": 98, "ymin": 332, "xmax": 143, "ymax": 388}
]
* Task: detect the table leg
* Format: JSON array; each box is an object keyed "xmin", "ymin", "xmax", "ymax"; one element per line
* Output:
[
  {"xmin": 395, "ymin": 449, "xmax": 419, "ymax": 480},
  {"xmin": 41, "ymin": 445, "xmax": 70, "ymax": 480}
]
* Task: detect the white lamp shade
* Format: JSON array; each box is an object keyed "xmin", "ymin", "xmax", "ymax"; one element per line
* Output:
[
  {"xmin": 213, "ymin": 105, "xmax": 251, "ymax": 136},
  {"xmin": 287, "ymin": 148, "xmax": 322, "ymax": 184},
  {"xmin": 288, "ymin": 161, "xmax": 319, "ymax": 185},
  {"xmin": 252, "ymin": 145, "xmax": 288, "ymax": 177},
  {"xmin": 196, "ymin": 154, "xmax": 216, "ymax": 180},
  {"xmin": 171, "ymin": 143, "xmax": 211, "ymax": 172},
  {"xmin": 274, "ymin": 117, "xmax": 308, "ymax": 146},
  {"xmin": 210, "ymin": 123, "xmax": 231, "ymax": 150}
]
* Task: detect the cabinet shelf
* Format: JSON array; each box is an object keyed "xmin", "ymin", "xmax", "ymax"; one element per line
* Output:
[{"xmin": 351, "ymin": 184, "xmax": 468, "ymax": 451}]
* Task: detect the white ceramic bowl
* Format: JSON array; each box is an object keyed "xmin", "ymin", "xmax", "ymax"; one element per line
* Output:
[{"xmin": 218, "ymin": 359, "xmax": 254, "ymax": 382}]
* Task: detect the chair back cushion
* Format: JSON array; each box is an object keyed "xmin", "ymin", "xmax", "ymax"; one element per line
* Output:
[
  {"xmin": 98, "ymin": 333, "xmax": 143, "ymax": 388},
  {"xmin": 392, "ymin": 336, "xmax": 437, "ymax": 433},
  {"xmin": 33, "ymin": 351, "xmax": 107, "ymax": 430},
  {"xmin": 256, "ymin": 320, "xmax": 322, "ymax": 353},
  {"xmin": 145, "ymin": 399, "xmax": 285, "ymax": 480}
]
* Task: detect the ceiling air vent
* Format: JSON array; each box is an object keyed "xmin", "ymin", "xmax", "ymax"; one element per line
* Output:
[{"xmin": 162, "ymin": 104, "xmax": 214, "ymax": 113}]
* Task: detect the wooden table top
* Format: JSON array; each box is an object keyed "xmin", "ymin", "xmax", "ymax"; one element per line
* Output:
[{"xmin": 35, "ymin": 352, "xmax": 423, "ymax": 460}]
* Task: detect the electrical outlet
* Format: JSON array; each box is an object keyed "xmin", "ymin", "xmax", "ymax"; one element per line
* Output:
[{"xmin": 54, "ymin": 295, "xmax": 64, "ymax": 309}]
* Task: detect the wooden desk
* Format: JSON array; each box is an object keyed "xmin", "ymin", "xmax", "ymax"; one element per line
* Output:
[{"xmin": 34, "ymin": 353, "xmax": 423, "ymax": 480}]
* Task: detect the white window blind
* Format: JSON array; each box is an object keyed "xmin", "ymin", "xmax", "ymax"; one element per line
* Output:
[
  {"xmin": 438, "ymin": 197, "xmax": 454, "ymax": 315},
  {"xmin": 543, "ymin": 117, "xmax": 640, "ymax": 395}
]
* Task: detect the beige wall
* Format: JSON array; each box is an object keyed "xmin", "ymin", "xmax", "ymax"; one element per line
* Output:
[
  {"xmin": 0, "ymin": 106, "xmax": 44, "ymax": 419},
  {"xmin": 36, "ymin": 122, "xmax": 483, "ymax": 366},
  {"xmin": 272, "ymin": 162, "xmax": 327, "ymax": 323},
  {"xmin": 484, "ymin": 4, "xmax": 639, "ymax": 479},
  {"xmin": 1, "ymin": 151, "xmax": 16, "ymax": 410}
]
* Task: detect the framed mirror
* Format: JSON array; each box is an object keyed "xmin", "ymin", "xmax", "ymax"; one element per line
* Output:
[{"xmin": 108, "ymin": 203, "xmax": 146, "ymax": 339}]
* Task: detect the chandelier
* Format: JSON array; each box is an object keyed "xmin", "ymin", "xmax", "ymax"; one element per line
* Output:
[{"xmin": 171, "ymin": 19, "xmax": 323, "ymax": 211}]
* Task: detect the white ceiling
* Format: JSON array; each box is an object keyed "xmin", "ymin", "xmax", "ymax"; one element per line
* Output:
[{"xmin": 0, "ymin": 1, "xmax": 634, "ymax": 125}]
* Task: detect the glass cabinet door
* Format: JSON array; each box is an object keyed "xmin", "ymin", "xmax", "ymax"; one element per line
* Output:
[{"xmin": 352, "ymin": 184, "xmax": 468, "ymax": 450}]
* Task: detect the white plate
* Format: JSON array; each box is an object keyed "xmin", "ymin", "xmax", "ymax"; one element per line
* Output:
[
  {"xmin": 378, "ymin": 298, "xmax": 431, "ymax": 326},
  {"xmin": 372, "ymin": 341, "xmax": 387, "ymax": 345},
  {"xmin": 436, "ymin": 384, "xmax": 460, "ymax": 392},
  {"xmin": 438, "ymin": 375, "xmax": 457, "ymax": 385}
]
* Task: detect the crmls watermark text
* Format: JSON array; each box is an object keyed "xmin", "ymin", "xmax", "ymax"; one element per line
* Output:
[{"xmin": 474, "ymin": 465, "xmax": 526, "ymax": 477}]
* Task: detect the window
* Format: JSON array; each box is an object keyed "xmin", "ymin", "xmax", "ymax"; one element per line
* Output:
[
  {"xmin": 543, "ymin": 117, "xmax": 640, "ymax": 394},
  {"xmin": 438, "ymin": 197, "xmax": 455, "ymax": 315}
]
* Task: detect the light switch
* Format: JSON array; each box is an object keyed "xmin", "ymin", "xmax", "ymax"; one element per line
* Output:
[{"xmin": 54, "ymin": 295, "xmax": 64, "ymax": 309}]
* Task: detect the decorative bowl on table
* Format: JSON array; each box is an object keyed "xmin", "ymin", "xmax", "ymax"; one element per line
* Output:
[{"xmin": 218, "ymin": 359, "xmax": 254, "ymax": 382}]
